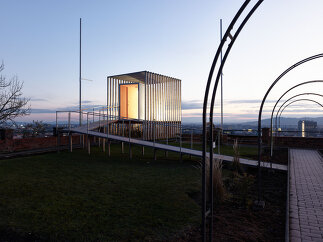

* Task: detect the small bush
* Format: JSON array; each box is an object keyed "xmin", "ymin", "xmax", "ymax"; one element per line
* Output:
[
  {"xmin": 231, "ymin": 172, "xmax": 255, "ymax": 207},
  {"xmin": 232, "ymin": 139, "xmax": 244, "ymax": 174},
  {"xmin": 205, "ymin": 158, "xmax": 226, "ymax": 205}
]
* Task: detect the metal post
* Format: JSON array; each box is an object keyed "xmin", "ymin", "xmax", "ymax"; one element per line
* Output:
[
  {"xmin": 56, "ymin": 111, "xmax": 59, "ymax": 153},
  {"xmin": 88, "ymin": 136, "xmax": 90, "ymax": 155},
  {"xmin": 220, "ymin": 18, "xmax": 223, "ymax": 155},
  {"xmin": 201, "ymin": 2, "xmax": 258, "ymax": 240},
  {"xmin": 69, "ymin": 133, "xmax": 73, "ymax": 152},
  {"xmin": 190, "ymin": 130, "xmax": 193, "ymax": 159},
  {"xmin": 166, "ymin": 123, "xmax": 168, "ymax": 158},
  {"xmin": 87, "ymin": 112, "xmax": 89, "ymax": 134},
  {"xmin": 154, "ymin": 121, "xmax": 157, "ymax": 161},
  {"xmin": 129, "ymin": 120, "xmax": 132, "ymax": 159},
  {"xmin": 68, "ymin": 112, "xmax": 71, "ymax": 131},
  {"xmin": 99, "ymin": 110, "xmax": 101, "ymax": 147},
  {"xmin": 142, "ymin": 121, "xmax": 145, "ymax": 156},
  {"xmin": 122, "ymin": 119, "xmax": 124, "ymax": 154},
  {"xmin": 68, "ymin": 111, "xmax": 72, "ymax": 152},
  {"xmin": 79, "ymin": 18, "xmax": 82, "ymax": 126},
  {"xmin": 180, "ymin": 123, "xmax": 182, "ymax": 162}
]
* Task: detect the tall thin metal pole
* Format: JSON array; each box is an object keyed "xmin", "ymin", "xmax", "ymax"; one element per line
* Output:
[
  {"xmin": 219, "ymin": 19, "xmax": 223, "ymax": 155},
  {"xmin": 79, "ymin": 18, "xmax": 82, "ymax": 125},
  {"xmin": 220, "ymin": 19, "xmax": 223, "ymax": 130}
]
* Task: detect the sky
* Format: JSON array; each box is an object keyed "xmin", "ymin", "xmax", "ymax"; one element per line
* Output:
[{"xmin": 1, "ymin": 0, "xmax": 323, "ymax": 123}]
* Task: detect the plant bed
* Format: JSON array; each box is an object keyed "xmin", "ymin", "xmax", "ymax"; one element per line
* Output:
[
  {"xmin": 181, "ymin": 166, "xmax": 287, "ymax": 241},
  {"xmin": 262, "ymin": 147, "xmax": 288, "ymax": 165}
]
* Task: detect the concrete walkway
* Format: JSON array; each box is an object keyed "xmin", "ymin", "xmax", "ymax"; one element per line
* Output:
[
  {"xmin": 289, "ymin": 149, "xmax": 323, "ymax": 241},
  {"xmin": 65, "ymin": 128, "xmax": 287, "ymax": 171}
]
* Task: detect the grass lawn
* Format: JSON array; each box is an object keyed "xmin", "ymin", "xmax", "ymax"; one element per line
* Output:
[
  {"xmin": 160, "ymin": 140, "xmax": 258, "ymax": 159},
  {"xmin": 0, "ymin": 143, "xmax": 201, "ymax": 241}
]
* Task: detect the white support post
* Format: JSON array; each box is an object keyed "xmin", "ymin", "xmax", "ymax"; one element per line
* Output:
[
  {"xmin": 122, "ymin": 119, "xmax": 124, "ymax": 154},
  {"xmin": 129, "ymin": 120, "xmax": 132, "ymax": 159}
]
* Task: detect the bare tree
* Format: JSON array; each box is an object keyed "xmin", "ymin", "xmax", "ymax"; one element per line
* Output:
[{"xmin": 0, "ymin": 62, "xmax": 30, "ymax": 126}]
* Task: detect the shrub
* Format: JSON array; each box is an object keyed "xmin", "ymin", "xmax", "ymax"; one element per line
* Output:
[
  {"xmin": 232, "ymin": 139, "xmax": 244, "ymax": 174},
  {"xmin": 232, "ymin": 172, "xmax": 255, "ymax": 207},
  {"xmin": 205, "ymin": 158, "xmax": 226, "ymax": 205}
]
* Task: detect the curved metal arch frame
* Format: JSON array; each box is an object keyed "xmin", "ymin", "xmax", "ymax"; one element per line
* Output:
[
  {"xmin": 208, "ymin": 0, "xmax": 264, "ymax": 181},
  {"xmin": 206, "ymin": 2, "xmax": 263, "ymax": 238},
  {"xmin": 275, "ymin": 93, "xmax": 323, "ymax": 132},
  {"xmin": 201, "ymin": 1, "xmax": 252, "ymax": 240},
  {"xmin": 269, "ymin": 80, "xmax": 323, "ymax": 156},
  {"xmin": 277, "ymin": 99, "xmax": 323, "ymax": 131},
  {"xmin": 257, "ymin": 53, "xmax": 323, "ymax": 201}
]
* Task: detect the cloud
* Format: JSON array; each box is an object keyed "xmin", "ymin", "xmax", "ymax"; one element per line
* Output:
[
  {"xmin": 181, "ymin": 100, "xmax": 202, "ymax": 110},
  {"xmin": 30, "ymin": 109, "xmax": 56, "ymax": 113},
  {"xmin": 82, "ymin": 100, "xmax": 94, "ymax": 104},
  {"xmin": 227, "ymin": 99, "xmax": 279, "ymax": 104},
  {"xmin": 282, "ymin": 109, "xmax": 323, "ymax": 113},
  {"xmin": 30, "ymin": 104, "xmax": 103, "ymax": 114},
  {"xmin": 30, "ymin": 98, "xmax": 48, "ymax": 102}
]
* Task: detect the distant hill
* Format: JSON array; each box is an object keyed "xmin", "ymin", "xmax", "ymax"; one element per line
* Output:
[{"xmin": 241, "ymin": 117, "xmax": 323, "ymax": 127}]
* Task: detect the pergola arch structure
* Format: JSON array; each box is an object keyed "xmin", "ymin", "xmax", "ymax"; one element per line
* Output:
[
  {"xmin": 275, "ymin": 93, "xmax": 323, "ymax": 132},
  {"xmin": 277, "ymin": 99, "xmax": 323, "ymax": 131},
  {"xmin": 257, "ymin": 54, "xmax": 323, "ymax": 201},
  {"xmin": 201, "ymin": 1, "xmax": 263, "ymax": 240},
  {"xmin": 269, "ymin": 80, "xmax": 323, "ymax": 156}
]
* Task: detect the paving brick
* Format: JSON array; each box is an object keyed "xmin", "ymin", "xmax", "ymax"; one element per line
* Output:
[{"xmin": 289, "ymin": 149, "xmax": 323, "ymax": 242}]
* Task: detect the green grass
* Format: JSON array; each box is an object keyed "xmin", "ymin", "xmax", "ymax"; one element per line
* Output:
[
  {"xmin": 159, "ymin": 140, "xmax": 258, "ymax": 159},
  {"xmin": 0, "ymin": 143, "xmax": 201, "ymax": 241}
]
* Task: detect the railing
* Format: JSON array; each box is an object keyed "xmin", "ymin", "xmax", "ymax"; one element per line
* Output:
[{"xmin": 55, "ymin": 110, "xmax": 191, "ymax": 153}]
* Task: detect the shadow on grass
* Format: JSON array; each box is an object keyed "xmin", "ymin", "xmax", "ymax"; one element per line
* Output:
[{"xmin": 0, "ymin": 143, "xmax": 201, "ymax": 241}]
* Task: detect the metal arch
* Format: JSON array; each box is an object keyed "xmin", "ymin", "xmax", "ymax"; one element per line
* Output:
[
  {"xmin": 277, "ymin": 99, "xmax": 323, "ymax": 128},
  {"xmin": 275, "ymin": 93, "xmax": 323, "ymax": 133},
  {"xmin": 269, "ymin": 80, "xmax": 323, "ymax": 156},
  {"xmin": 257, "ymin": 53, "xmax": 323, "ymax": 201},
  {"xmin": 208, "ymin": 0, "xmax": 263, "ymax": 187},
  {"xmin": 201, "ymin": 1, "xmax": 250, "ymax": 240},
  {"xmin": 207, "ymin": 2, "xmax": 263, "ymax": 233}
]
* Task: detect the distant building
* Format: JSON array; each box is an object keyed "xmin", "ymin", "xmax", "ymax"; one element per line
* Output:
[{"xmin": 298, "ymin": 120, "xmax": 317, "ymax": 137}]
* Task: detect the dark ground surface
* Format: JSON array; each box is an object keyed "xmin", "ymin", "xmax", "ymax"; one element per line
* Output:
[
  {"xmin": 0, "ymin": 144, "xmax": 287, "ymax": 241},
  {"xmin": 176, "ymin": 167, "xmax": 287, "ymax": 242}
]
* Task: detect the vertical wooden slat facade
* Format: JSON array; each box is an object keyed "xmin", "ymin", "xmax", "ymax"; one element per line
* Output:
[{"xmin": 107, "ymin": 71, "xmax": 181, "ymax": 140}]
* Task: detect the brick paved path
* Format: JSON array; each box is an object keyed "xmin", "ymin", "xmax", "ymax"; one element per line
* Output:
[{"xmin": 289, "ymin": 149, "xmax": 323, "ymax": 242}]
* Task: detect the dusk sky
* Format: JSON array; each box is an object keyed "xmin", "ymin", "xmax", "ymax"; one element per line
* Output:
[{"xmin": 1, "ymin": 0, "xmax": 323, "ymax": 123}]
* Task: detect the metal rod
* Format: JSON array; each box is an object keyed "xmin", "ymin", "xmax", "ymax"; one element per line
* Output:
[
  {"xmin": 269, "ymin": 80, "xmax": 323, "ymax": 157},
  {"xmin": 277, "ymin": 99, "xmax": 323, "ymax": 129},
  {"xmin": 122, "ymin": 119, "xmax": 124, "ymax": 154},
  {"xmin": 79, "ymin": 18, "xmax": 82, "ymax": 126},
  {"xmin": 257, "ymin": 54, "xmax": 323, "ymax": 203},
  {"xmin": 220, "ymin": 18, "xmax": 223, "ymax": 134},
  {"xmin": 202, "ymin": 1, "xmax": 255, "ymax": 240},
  {"xmin": 129, "ymin": 120, "xmax": 132, "ymax": 159},
  {"xmin": 208, "ymin": 1, "xmax": 263, "ymax": 214},
  {"xmin": 274, "ymin": 93, "xmax": 323, "ymax": 136}
]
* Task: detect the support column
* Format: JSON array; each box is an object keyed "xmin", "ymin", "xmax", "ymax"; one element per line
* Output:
[
  {"xmin": 122, "ymin": 120, "xmax": 124, "ymax": 154},
  {"xmin": 87, "ymin": 136, "xmax": 90, "ymax": 155},
  {"xmin": 129, "ymin": 120, "xmax": 132, "ymax": 159},
  {"xmin": 69, "ymin": 133, "xmax": 73, "ymax": 152},
  {"xmin": 103, "ymin": 126, "xmax": 106, "ymax": 152},
  {"xmin": 57, "ymin": 130, "xmax": 60, "ymax": 153}
]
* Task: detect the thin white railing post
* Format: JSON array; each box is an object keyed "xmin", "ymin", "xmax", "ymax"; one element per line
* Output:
[
  {"xmin": 56, "ymin": 111, "xmax": 59, "ymax": 153},
  {"xmin": 180, "ymin": 123, "xmax": 182, "ymax": 162},
  {"xmin": 129, "ymin": 120, "xmax": 132, "ymax": 159},
  {"xmin": 190, "ymin": 130, "xmax": 193, "ymax": 159},
  {"xmin": 122, "ymin": 119, "xmax": 124, "ymax": 153},
  {"xmin": 154, "ymin": 121, "xmax": 157, "ymax": 160},
  {"xmin": 87, "ymin": 112, "xmax": 89, "ymax": 134}
]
